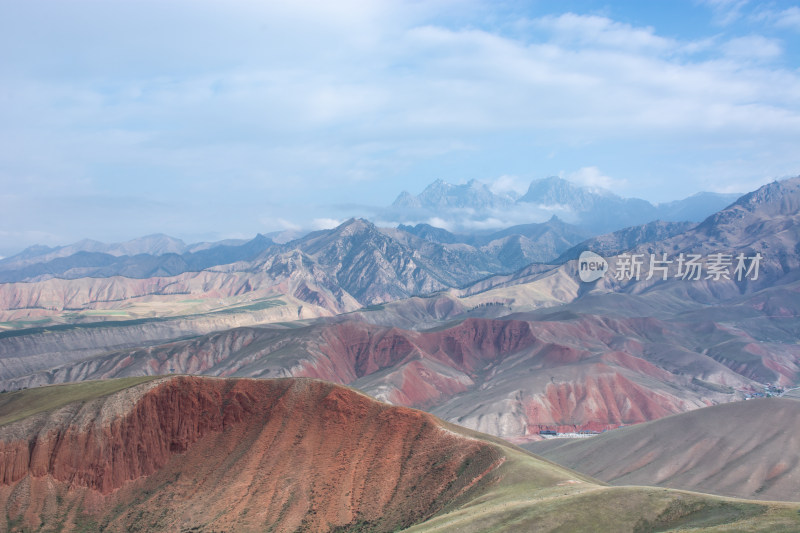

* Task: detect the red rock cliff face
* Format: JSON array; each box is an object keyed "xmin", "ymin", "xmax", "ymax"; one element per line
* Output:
[
  {"xmin": 299, "ymin": 318, "xmax": 537, "ymax": 384},
  {"xmin": 0, "ymin": 376, "xmax": 504, "ymax": 532}
]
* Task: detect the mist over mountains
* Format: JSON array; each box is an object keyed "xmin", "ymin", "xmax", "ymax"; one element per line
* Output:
[{"xmin": 386, "ymin": 176, "xmax": 741, "ymax": 234}]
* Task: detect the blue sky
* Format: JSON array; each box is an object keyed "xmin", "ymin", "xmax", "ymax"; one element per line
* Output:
[{"xmin": 1, "ymin": 0, "xmax": 800, "ymax": 255}]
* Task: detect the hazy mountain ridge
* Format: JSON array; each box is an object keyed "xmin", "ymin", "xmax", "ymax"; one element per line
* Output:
[
  {"xmin": 555, "ymin": 220, "xmax": 696, "ymax": 262},
  {"xmin": 0, "ymin": 218, "xmax": 587, "ymax": 285},
  {"xmin": 0, "ymin": 176, "xmax": 737, "ymax": 285},
  {"xmin": 0, "ymin": 234, "xmax": 275, "ymax": 283},
  {"xmin": 1, "ymin": 233, "xmax": 190, "ymax": 265},
  {"xmin": 397, "ymin": 216, "xmax": 588, "ymax": 270},
  {"xmin": 391, "ymin": 176, "xmax": 741, "ymax": 234},
  {"xmin": 392, "ymin": 178, "xmax": 517, "ymax": 210},
  {"xmin": 461, "ymin": 176, "xmax": 800, "ymax": 306}
]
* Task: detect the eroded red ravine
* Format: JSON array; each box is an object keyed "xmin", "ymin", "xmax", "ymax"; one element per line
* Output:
[{"xmin": 522, "ymin": 372, "xmax": 688, "ymax": 434}]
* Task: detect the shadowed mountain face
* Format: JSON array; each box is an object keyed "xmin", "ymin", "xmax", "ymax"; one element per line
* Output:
[
  {"xmin": 459, "ymin": 177, "xmax": 800, "ymax": 309},
  {"xmin": 399, "ymin": 216, "xmax": 589, "ymax": 269},
  {"xmin": 1, "ymin": 376, "xmax": 798, "ymax": 533},
  {"xmin": 555, "ymin": 220, "xmax": 695, "ymax": 263},
  {"xmin": 525, "ymin": 398, "xmax": 800, "ymax": 503}
]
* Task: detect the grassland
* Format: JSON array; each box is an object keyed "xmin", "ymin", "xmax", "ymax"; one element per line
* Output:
[
  {"xmin": 0, "ymin": 376, "xmax": 160, "ymax": 426},
  {"xmin": 0, "ymin": 297, "xmax": 286, "ymax": 340},
  {"xmin": 407, "ymin": 441, "xmax": 800, "ymax": 532}
]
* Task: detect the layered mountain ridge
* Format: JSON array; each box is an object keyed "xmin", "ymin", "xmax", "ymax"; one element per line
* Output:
[
  {"xmin": 0, "ymin": 177, "xmax": 799, "ymax": 531},
  {"xmin": 0, "ymin": 178, "xmax": 797, "ymax": 450},
  {"xmin": 4, "ymin": 310, "xmax": 795, "ymax": 443}
]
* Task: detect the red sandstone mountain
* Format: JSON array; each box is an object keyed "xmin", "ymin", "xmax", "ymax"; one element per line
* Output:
[
  {"xmin": 5, "ymin": 311, "xmax": 792, "ymax": 443},
  {"xmin": 1, "ymin": 376, "xmax": 797, "ymax": 532},
  {"xmin": 0, "ymin": 376, "xmax": 507, "ymax": 531}
]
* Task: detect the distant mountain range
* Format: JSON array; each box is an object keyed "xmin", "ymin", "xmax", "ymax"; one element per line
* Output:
[
  {"xmin": 389, "ymin": 176, "xmax": 741, "ymax": 234},
  {"xmin": 0, "ymin": 176, "xmax": 739, "ymax": 284},
  {"xmin": 0, "ymin": 233, "xmax": 275, "ymax": 283},
  {"xmin": 0, "ymin": 177, "xmax": 797, "ymax": 443},
  {"xmin": 0, "ymin": 216, "xmax": 588, "ymax": 284}
]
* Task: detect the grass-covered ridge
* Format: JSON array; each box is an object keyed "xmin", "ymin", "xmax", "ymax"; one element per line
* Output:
[
  {"xmin": 0, "ymin": 297, "xmax": 286, "ymax": 339},
  {"xmin": 406, "ymin": 443, "xmax": 800, "ymax": 532},
  {"xmin": 0, "ymin": 376, "xmax": 161, "ymax": 427}
]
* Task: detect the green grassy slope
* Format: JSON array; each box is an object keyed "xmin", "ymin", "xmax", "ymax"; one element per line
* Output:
[
  {"xmin": 406, "ymin": 422, "xmax": 800, "ymax": 532},
  {"xmin": 0, "ymin": 376, "xmax": 160, "ymax": 426}
]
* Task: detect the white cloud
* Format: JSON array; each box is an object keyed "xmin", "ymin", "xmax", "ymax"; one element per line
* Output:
[
  {"xmin": 1, "ymin": 3, "xmax": 800, "ymax": 250},
  {"xmin": 488, "ymin": 175, "xmax": 528, "ymax": 197},
  {"xmin": 426, "ymin": 217, "xmax": 453, "ymax": 231},
  {"xmin": 773, "ymin": 6, "xmax": 800, "ymax": 31},
  {"xmin": 722, "ymin": 35, "xmax": 783, "ymax": 61},
  {"xmin": 752, "ymin": 6, "xmax": 800, "ymax": 32},
  {"xmin": 699, "ymin": 0, "xmax": 750, "ymax": 26},
  {"xmin": 563, "ymin": 167, "xmax": 624, "ymax": 191},
  {"xmin": 276, "ymin": 218, "xmax": 302, "ymax": 231},
  {"xmin": 312, "ymin": 218, "xmax": 343, "ymax": 230},
  {"xmin": 530, "ymin": 13, "xmax": 674, "ymax": 52}
]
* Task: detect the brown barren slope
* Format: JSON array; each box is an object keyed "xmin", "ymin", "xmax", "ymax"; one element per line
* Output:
[
  {"xmin": 526, "ymin": 397, "xmax": 800, "ymax": 502},
  {"xmin": 0, "ymin": 377, "xmax": 798, "ymax": 532}
]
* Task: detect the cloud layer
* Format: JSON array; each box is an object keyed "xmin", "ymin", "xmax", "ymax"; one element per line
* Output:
[{"xmin": 1, "ymin": 1, "xmax": 799, "ymax": 254}]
